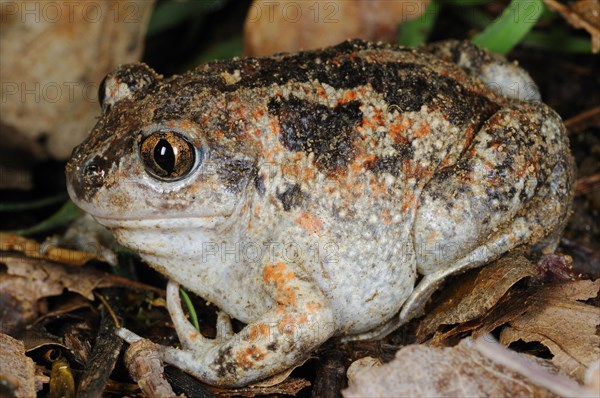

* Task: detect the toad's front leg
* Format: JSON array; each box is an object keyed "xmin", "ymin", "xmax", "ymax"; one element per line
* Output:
[{"xmin": 153, "ymin": 262, "xmax": 335, "ymax": 387}]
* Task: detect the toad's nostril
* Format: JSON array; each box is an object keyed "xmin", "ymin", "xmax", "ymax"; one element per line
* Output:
[
  {"xmin": 85, "ymin": 162, "xmax": 99, "ymax": 175},
  {"xmin": 83, "ymin": 158, "xmax": 106, "ymax": 188}
]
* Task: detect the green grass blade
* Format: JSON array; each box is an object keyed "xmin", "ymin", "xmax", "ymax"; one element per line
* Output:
[
  {"xmin": 148, "ymin": 0, "xmax": 226, "ymax": 35},
  {"xmin": 187, "ymin": 36, "xmax": 243, "ymax": 67},
  {"xmin": 2, "ymin": 200, "xmax": 82, "ymax": 236},
  {"xmin": 397, "ymin": 0, "xmax": 441, "ymax": 47},
  {"xmin": 472, "ymin": 0, "xmax": 545, "ymax": 53},
  {"xmin": 523, "ymin": 29, "xmax": 593, "ymax": 53},
  {"xmin": 179, "ymin": 288, "xmax": 200, "ymax": 332},
  {"xmin": 441, "ymin": 0, "xmax": 491, "ymax": 5},
  {"xmin": 0, "ymin": 193, "xmax": 68, "ymax": 212}
]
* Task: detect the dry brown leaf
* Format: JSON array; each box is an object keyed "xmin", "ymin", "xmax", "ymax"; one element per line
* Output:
[
  {"xmin": 2, "ymin": 255, "xmax": 116, "ymax": 300},
  {"xmin": 342, "ymin": 338, "xmax": 559, "ymax": 398},
  {"xmin": 427, "ymin": 289, "xmax": 532, "ymax": 346},
  {"xmin": 544, "ymin": 0, "xmax": 600, "ymax": 53},
  {"xmin": 417, "ymin": 254, "xmax": 537, "ymax": 339},
  {"xmin": 499, "ymin": 279, "xmax": 600, "ymax": 382},
  {"xmin": 0, "ymin": 0, "xmax": 155, "ymax": 160},
  {"xmin": 0, "ymin": 333, "xmax": 37, "ymax": 397},
  {"xmin": 2, "ymin": 254, "xmax": 162, "ymax": 300},
  {"xmin": 0, "ymin": 233, "xmax": 102, "ymax": 265},
  {"xmin": 243, "ymin": 0, "xmax": 430, "ymax": 56},
  {"xmin": 474, "ymin": 336, "xmax": 598, "ymax": 398},
  {"xmin": 0, "ymin": 273, "xmax": 45, "ymax": 334}
]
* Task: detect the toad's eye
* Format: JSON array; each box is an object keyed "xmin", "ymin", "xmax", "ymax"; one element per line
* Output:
[{"xmin": 140, "ymin": 131, "xmax": 198, "ymax": 181}]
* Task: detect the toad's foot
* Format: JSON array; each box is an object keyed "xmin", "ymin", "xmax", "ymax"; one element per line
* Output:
[
  {"xmin": 124, "ymin": 262, "xmax": 336, "ymax": 387},
  {"xmin": 165, "ymin": 281, "xmax": 232, "ymax": 355}
]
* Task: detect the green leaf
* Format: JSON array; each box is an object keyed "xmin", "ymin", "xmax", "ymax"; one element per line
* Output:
[
  {"xmin": 397, "ymin": 0, "xmax": 441, "ymax": 47},
  {"xmin": 524, "ymin": 29, "xmax": 592, "ymax": 53},
  {"xmin": 0, "ymin": 193, "xmax": 68, "ymax": 212},
  {"xmin": 179, "ymin": 288, "xmax": 200, "ymax": 332},
  {"xmin": 186, "ymin": 36, "xmax": 243, "ymax": 67},
  {"xmin": 440, "ymin": 0, "xmax": 491, "ymax": 6},
  {"xmin": 472, "ymin": 0, "xmax": 545, "ymax": 53},
  {"xmin": 2, "ymin": 200, "xmax": 82, "ymax": 236},
  {"xmin": 147, "ymin": 0, "xmax": 226, "ymax": 35}
]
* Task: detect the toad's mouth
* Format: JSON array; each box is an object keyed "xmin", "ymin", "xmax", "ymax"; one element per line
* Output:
[{"xmin": 92, "ymin": 214, "xmax": 231, "ymax": 231}]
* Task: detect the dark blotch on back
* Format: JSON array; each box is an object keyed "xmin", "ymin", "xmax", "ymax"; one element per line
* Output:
[
  {"xmin": 208, "ymin": 39, "xmax": 499, "ymax": 129},
  {"xmin": 276, "ymin": 183, "xmax": 305, "ymax": 211},
  {"xmin": 364, "ymin": 144, "xmax": 414, "ymax": 177},
  {"xmin": 254, "ymin": 173, "xmax": 266, "ymax": 196},
  {"xmin": 377, "ymin": 64, "xmax": 499, "ymax": 126},
  {"xmin": 268, "ymin": 96, "xmax": 363, "ymax": 173}
]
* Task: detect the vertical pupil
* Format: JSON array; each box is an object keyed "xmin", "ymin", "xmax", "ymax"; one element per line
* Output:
[{"xmin": 154, "ymin": 139, "xmax": 176, "ymax": 174}]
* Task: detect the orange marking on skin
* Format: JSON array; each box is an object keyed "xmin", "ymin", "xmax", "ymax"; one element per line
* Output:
[
  {"xmin": 426, "ymin": 230, "xmax": 439, "ymax": 246},
  {"xmin": 371, "ymin": 108, "xmax": 384, "ymax": 126},
  {"xmin": 306, "ymin": 302, "xmax": 322, "ymax": 313},
  {"xmin": 263, "ymin": 263, "xmax": 293, "ymax": 284},
  {"xmin": 349, "ymin": 154, "xmax": 374, "ymax": 174},
  {"xmin": 389, "ymin": 118, "xmax": 411, "ymax": 145},
  {"xmin": 269, "ymin": 121, "xmax": 279, "ymax": 134},
  {"xmin": 439, "ymin": 154, "xmax": 452, "ymax": 169},
  {"xmin": 487, "ymin": 176, "xmax": 503, "ymax": 187},
  {"xmin": 317, "ymin": 86, "xmax": 327, "ymax": 99},
  {"xmin": 464, "ymin": 127, "xmax": 475, "ymax": 146},
  {"xmin": 414, "ymin": 121, "xmax": 431, "ymax": 138},
  {"xmin": 278, "ymin": 313, "xmax": 308, "ymax": 335},
  {"xmin": 532, "ymin": 154, "xmax": 539, "ymax": 174},
  {"xmin": 281, "ymin": 163, "xmax": 298, "ymax": 179},
  {"xmin": 401, "ymin": 192, "xmax": 416, "ymax": 212},
  {"xmin": 301, "ymin": 165, "xmax": 316, "ymax": 184},
  {"xmin": 235, "ymin": 346, "xmax": 267, "ymax": 370},
  {"xmin": 381, "ymin": 208, "xmax": 392, "ymax": 225},
  {"xmin": 371, "ymin": 175, "xmax": 388, "ymax": 195},
  {"xmin": 263, "ymin": 263, "xmax": 297, "ymax": 307},
  {"xmin": 248, "ymin": 323, "xmax": 271, "ymax": 342},
  {"xmin": 460, "ymin": 170, "xmax": 474, "ymax": 183},
  {"xmin": 296, "ymin": 211, "xmax": 323, "ymax": 235},
  {"xmin": 360, "ymin": 155, "xmax": 377, "ymax": 170},
  {"xmin": 263, "ymin": 149, "xmax": 275, "ymax": 163},
  {"xmin": 254, "ymin": 108, "xmax": 265, "ymax": 118},
  {"xmin": 361, "ymin": 117, "xmax": 373, "ymax": 130},
  {"xmin": 179, "ymin": 120, "xmax": 193, "ymax": 130},
  {"xmin": 343, "ymin": 91, "xmax": 358, "ymax": 102}
]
